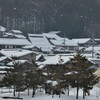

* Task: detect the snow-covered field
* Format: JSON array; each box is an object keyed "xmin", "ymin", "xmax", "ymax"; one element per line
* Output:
[{"xmin": 0, "ymin": 86, "xmax": 99, "ymax": 100}]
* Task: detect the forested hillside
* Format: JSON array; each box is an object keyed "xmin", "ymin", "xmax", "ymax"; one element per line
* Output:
[{"xmin": 0, "ymin": 0, "xmax": 100, "ymax": 38}]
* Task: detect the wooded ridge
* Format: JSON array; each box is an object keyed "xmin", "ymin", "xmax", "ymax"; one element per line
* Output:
[{"xmin": 0, "ymin": 0, "xmax": 100, "ymax": 38}]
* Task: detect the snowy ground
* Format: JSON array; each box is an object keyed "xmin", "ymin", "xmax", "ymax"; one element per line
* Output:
[{"xmin": 0, "ymin": 86, "xmax": 100, "ymax": 100}]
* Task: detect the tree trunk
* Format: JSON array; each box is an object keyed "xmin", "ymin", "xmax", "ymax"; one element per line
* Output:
[
  {"xmin": 44, "ymin": 88, "xmax": 47, "ymax": 94},
  {"xmin": 67, "ymin": 87, "xmax": 69, "ymax": 96},
  {"xmin": 40, "ymin": 87, "xmax": 42, "ymax": 92},
  {"xmin": 76, "ymin": 85, "xmax": 79, "ymax": 99},
  {"xmin": 52, "ymin": 94, "xmax": 54, "ymax": 98},
  {"xmin": 87, "ymin": 90, "xmax": 90, "ymax": 96},
  {"xmin": 83, "ymin": 89, "xmax": 85, "ymax": 99},
  {"xmin": 84, "ymin": 89, "xmax": 86, "ymax": 96},
  {"xmin": 18, "ymin": 91, "xmax": 20, "ymax": 98},
  {"xmin": 76, "ymin": 74, "xmax": 79, "ymax": 99},
  {"xmin": 52, "ymin": 90, "xmax": 54, "ymax": 98},
  {"xmin": 59, "ymin": 90, "xmax": 61, "ymax": 98},
  {"xmin": 9, "ymin": 87, "xmax": 10, "ymax": 92},
  {"xmin": 1, "ymin": 88, "xmax": 3, "ymax": 93},
  {"xmin": 32, "ymin": 87, "xmax": 35, "ymax": 98},
  {"xmin": 13, "ymin": 85, "xmax": 16, "ymax": 97},
  {"xmin": 28, "ymin": 87, "xmax": 30, "ymax": 96}
]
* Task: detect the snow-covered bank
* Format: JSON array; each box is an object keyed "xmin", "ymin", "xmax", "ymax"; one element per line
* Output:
[{"xmin": 0, "ymin": 86, "xmax": 99, "ymax": 100}]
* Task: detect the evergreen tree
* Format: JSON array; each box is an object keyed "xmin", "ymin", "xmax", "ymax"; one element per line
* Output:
[
  {"xmin": 70, "ymin": 53, "xmax": 100, "ymax": 99},
  {"xmin": 2, "ymin": 62, "xmax": 25, "ymax": 98},
  {"xmin": 44, "ymin": 64, "xmax": 69, "ymax": 98},
  {"xmin": 24, "ymin": 60, "xmax": 37, "ymax": 97},
  {"xmin": 80, "ymin": 57, "xmax": 100, "ymax": 99},
  {"xmin": 24, "ymin": 59, "xmax": 45, "ymax": 97}
]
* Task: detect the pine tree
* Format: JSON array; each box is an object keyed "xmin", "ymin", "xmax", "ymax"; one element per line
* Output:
[
  {"xmin": 80, "ymin": 57, "xmax": 100, "ymax": 99},
  {"xmin": 24, "ymin": 59, "xmax": 45, "ymax": 97},
  {"xmin": 24, "ymin": 60, "xmax": 37, "ymax": 97},
  {"xmin": 2, "ymin": 62, "xmax": 25, "ymax": 98},
  {"xmin": 44, "ymin": 64, "xmax": 69, "ymax": 98},
  {"xmin": 70, "ymin": 53, "xmax": 100, "ymax": 99},
  {"xmin": 70, "ymin": 53, "xmax": 83, "ymax": 99}
]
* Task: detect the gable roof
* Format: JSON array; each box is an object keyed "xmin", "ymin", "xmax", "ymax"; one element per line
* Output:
[
  {"xmin": 3, "ymin": 33, "xmax": 26, "ymax": 39},
  {"xmin": 22, "ymin": 45, "xmax": 39, "ymax": 49},
  {"xmin": 85, "ymin": 46, "xmax": 100, "ymax": 52},
  {"xmin": 48, "ymin": 31, "xmax": 61, "ymax": 34},
  {"xmin": 28, "ymin": 34, "xmax": 55, "ymax": 52},
  {"xmin": 0, "ymin": 49, "xmax": 33, "ymax": 58},
  {"xmin": 50, "ymin": 39, "xmax": 78, "ymax": 46},
  {"xmin": 0, "ymin": 56, "xmax": 11, "ymax": 62},
  {"xmin": 7, "ymin": 60, "xmax": 28, "ymax": 66},
  {"xmin": 11, "ymin": 30, "xmax": 22, "ymax": 34},
  {"xmin": 0, "ymin": 38, "xmax": 31, "ymax": 45},
  {"xmin": 0, "ymin": 26, "xmax": 6, "ymax": 32},
  {"xmin": 43, "ymin": 33, "xmax": 62, "ymax": 40},
  {"xmin": 42, "ymin": 55, "xmax": 73, "ymax": 65},
  {"xmin": 72, "ymin": 38, "xmax": 91, "ymax": 44},
  {"xmin": 14, "ymin": 34, "xmax": 26, "ymax": 39}
]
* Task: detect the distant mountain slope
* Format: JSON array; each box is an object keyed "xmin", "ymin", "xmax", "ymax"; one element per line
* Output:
[{"xmin": 0, "ymin": 0, "xmax": 100, "ymax": 38}]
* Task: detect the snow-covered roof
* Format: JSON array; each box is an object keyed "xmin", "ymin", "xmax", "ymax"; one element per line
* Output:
[
  {"xmin": 22, "ymin": 45, "xmax": 38, "ymax": 49},
  {"xmin": 87, "ymin": 58, "xmax": 100, "ymax": 65},
  {"xmin": 85, "ymin": 46, "xmax": 100, "ymax": 52},
  {"xmin": 36, "ymin": 61, "xmax": 43, "ymax": 66},
  {"xmin": 43, "ymin": 31, "xmax": 69, "ymax": 41},
  {"xmin": 28, "ymin": 34, "xmax": 55, "ymax": 52},
  {"xmin": 46, "ymin": 80, "xmax": 58, "ymax": 86},
  {"xmin": 0, "ymin": 71, "xmax": 6, "ymax": 74},
  {"xmin": 14, "ymin": 34, "xmax": 26, "ymax": 39},
  {"xmin": 54, "ymin": 47, "xmax": 69, "ymax": 52},
  {"xmin": 5, "ymin": 32, "xmax": 13, "ymax": 36},
  {"xmin": 41, "ymin": 47, "xmax": 53, "ymax": 52},
  {"xmin": 48, "ymin": 31, "xmax": 61, "ymax": 34},
  {"xmin": 65, "ymin": 71, "xmax": 78, "ymax": 75},
  {"xmin": 82, "ymin": 53, "xmax": 93, "ymax": 58},
  {"xmin": 4, "ymin": 33, "xmax": 26, "ymax": 39},
  {"xmin": 28, "ymin": 34, "xmax": 43, "ymax": 37},
  {"xmin": 94, "ymin": 39, "xmax": 100, "ymax": 41},
  {"xmin": 43, "ymin": 33, "xmax": 62, "ymax": 40},
  {"xmin": 0, "ymin": 66, "xmax": 12, "ymax": 69},
  {"xmin": 72, "ymin": 38, "xmax": 91, "ymax": 44},
  {"xmin": 36, "ymin": 55, "xmax": 43, "ymax": 61},
  {"xmin": 42, "ymin": 55, "xmax": 73, "ymax": 65},
  {"xmin": 38, "ymin": 64, "xmax": 45, "ymax": 69},
  {"xmin": 0, "ymin": 38, "xmax": 31, "ymax": 45},
  {"xmin": 50, "ymin": 39, "xmax": 78, "ymax": 46},
  {"xmin": 0, "ymin": 49, "xmax": 33, "ymax": 58},
  {"xmin": 11, "ymin": 30, "xmax": 22, "ymax": 34},
  {"xmin": 0, "ymin": 26, "xmax": 6, "ymax": 32},
  {"xmin": 7, "ymin": 60, "xmax": 28, "ymax": 66},
  {"xmin": 0, "ymin": 56, "xmax": 8, "ymax": 62}
]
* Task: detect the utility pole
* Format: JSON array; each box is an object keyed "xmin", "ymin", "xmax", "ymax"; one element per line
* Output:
[
  {"xmin": 77, "ymin": 42, "xmax": 79, "ymax": 53},
  {"xmin": 34, "ymin": 16, "xmax": 36, "ymax": 34},
  {"xmin": 92, "ymin": 33, "xmax": 94, "ymax": 58},
  {"xmin": 63, "ymin": 32, "xmax": 66, "ymax": 52}
]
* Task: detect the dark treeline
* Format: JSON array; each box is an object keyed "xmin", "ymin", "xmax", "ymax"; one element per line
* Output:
[{"xmin": 0, "ymin": 0, "xmax": 100, "ymax": 38}]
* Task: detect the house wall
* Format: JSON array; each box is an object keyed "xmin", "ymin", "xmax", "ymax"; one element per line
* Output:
[
  {"xmin": 0, "ymin": 74, "xmax": 5, "ymax": 81},
  {"xmin": 0, "ymin": 45, "xmax": 23, "ymax": 49},
  {"xmin": 65, "ymin": 46, "xmax": 78, "ymax": 50},
  {"xmin": 79, "ymin": 40, "xmax": 96, "ymax": 47},
  {"xmin": 19, "ymin": 53, "xmax": 37, "ymax": 62},
  {"xmin": 58, "ymin": 45, "xmax": 78, "ymax": 50},
  {"xmin": 0, "ymin": 59, "xmax": 12, "ymax": 66},
  {"xmin": 0, "ymin": 31, "xmax": 3, "ymax": 34}
]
